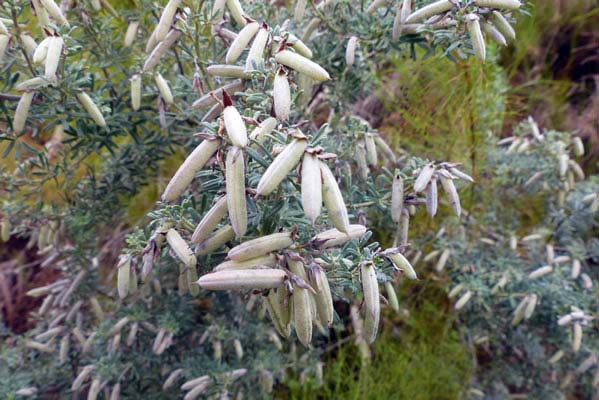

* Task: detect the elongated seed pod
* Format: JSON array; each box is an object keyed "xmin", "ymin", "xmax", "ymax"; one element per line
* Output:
[
  {"xmin": 88, "ymin": 377, "xmax": 101, "ymax": 400},
  {"xmin": 265, "ymin": 287, "xmax": 292, "ymax": 337},
  {"xmin": 13, "ymin": 91, "xmax": 34, "ymax": 134},
  {"xmin": 295, "ymin": 0, "xmax": 308, "ymax": 20},
  {"xmin": 311, "ymin": 224, "xmax": 367, "ymax": 249},
  {"xmin": 413, "ymin": 163, "xmax": 435, "ymax": 192},
  {"xmin": 245, "ymin": 24, "xmax": 269, "ymax": 71},
  {"xmin": 183, "ymin": 382, "xmax": 210, "ymax": 400},
  {"xmin": 364, "ymin": 133, "xmax": 378, "ymax": 166},
  {"xmin": 207, "ymin": 65, "xmax": 250, "ymax": 78},
  {"xmin": 250, "ymin": 117, "xmax": 277, "ymax": 143},
  {"xmin": 490, "ymin": 11, "xmax": 515, "ymax": 41},
  {"xmin": 528, "ymin": 265, "xmax": 553, "ymax": 280},
  {"xmin": 163, "ymin": 368, "xmax": 184, "ymax": 390},
  {"xmin": 571, "ymin": 259, "xmax": 581, "ymax": 279},
  {"xmin": 45, "ymin": 36, "xmax": 63, "ymax": 80},
  {"xmin": 117, "ymin": 257, "xmax": 130, "ymax": 299},
  {"xmin": 233, "ymin": 338, "xmax": 243, "ymax": 360},
  {"xmin": 572, "ymin": 137, "xmax": 584, "ymax": 157},
  {"xmin": 155, "ymin": 73, "xmax": 174, "ymax": 104},
  {"xmin": 397, "ymin": 208, "xmax": 410, "ymax": 246},
  {"xmin": 130, "ymin": 74, "xmax": 142, "ymax": 111},
  {"xmin": 226, "ymin": 22, "xmax": 259, "ymax": 64},
  {"xmin": 355, "ymin": 142, "xmax": 369, "ymax": 179},
  {"xmin": 426, "ymin": 177, "xmax": 438, "ymax": 217},
  {"xmin": 301, "ymin": 153, "xmax": 322, "ymax": 224},
  {"xmin": 223, "ymin": 96, "xmax": 248, "ymax": 148},
  {"xmin": 405, "ymin": 0, "xmax": 453, "ymax": 23},
  {"xmin": 448, "ymin": 283, "xmax": 465, "ymax": 299},
  {"xmin": 226, "ymin": 0, "xmax": 247, "ymax": 26},
  {"xmin": 76, "ymin": 92, "xmax": 106, "ymax": 127},
  {"xmin": 289, "ymin": 267, "xmax": 312, "ymax": 346},
  {"xmin": 346, "ymin": 36, "xmax": 358, "ymax": 66},
  {"xmin": 39, "ymin": 0, "xmax": 69, "ymax": 26},
  {"xmin": 275, "ymin": 50, "xmax": 330, "ymax": 81},
  {"xmin": 195, "ymin": 225, "xmax": 235, "ymax": 255},
  {"xmin": 400, "ymin": 0, "xmax": 412, "ymax": 23},
  {"xmin": 228, "ymin": 232, "xmax": 293, "ymax": 261},
  {"xmin": 572, "ymin": 323, "xmax": 582, "ymax": 353},
  {"xmin": 155, "ymin": 0, "xmax": 181, "ymax": 42},
  {"xmin": 124, "ymin": 20, "xmax": 139, "ymax": 47},
  {"xmin": 455, "ymin": 290, "xmax": 472, "ymax": 310},
  {"xmin": 214, "ymin": 253, "xmax": 277, "ymax": 271},
  {"xmin": 474, "ymin": 0, "xmax": 521, "ymax": 10},
  {"xmin": 367, "ymin": 0, "xmax": 387, "ymax": 14},
  {"xmin": 143, "ymin": 28, "xmax": 182, "ymax": 72},
  {"xmin": 225, "ymin": 147, "xmax": 248, "ymax": 237},
  {"xmin": 448, "ymin": 167, "xmax": 474, "ymax": 182},
  {"xmin": 286, "ymin": 34, "xmax": 313, "ymax": 59},
  {"xmin": 145, "ymin": 29, "xmax": 159, "ymax": 53},
  {"xmin": 192, "ymin": 80, "xmax": 244, "ymax": 109},
  {"xmin": 387, "ymin": 252, "xmax": 417, "ymax": 280},
  {"xmin": 257, "ymin": 138, "xmax": 308, "ymax": 196},
  {"xmin": 273, "ymin": 69, "xmax": 291, "ymax": 121},
  {"xmin": 435, "ymin": 248, "xmax": 450, "ymax": 272},
  {"xmin": 32, "ymin": 0, "xmax": 51, "ymax": 28},
  {"xmin": 440, "ymin": 176, "xmax": 461, "ymax": 216},
  {"xmin": 360, "ymin": 262, "xmax": 380, "ymax": 343},
  {"xmin": 511, "ymin": 296, "xmax": 528, "ymax": 325},
  {"xmin": 166, "ymin": 229, "xmax": 195, "ymax": 267},
  {"xmin": 391, "ymin": 174, "xmax": 404, "ymax": 223},
  {"xmin": 466, "ymin": 14, "xmax": 485, "ymax": 62},
  {"xmin": 321, "ymin": 162, "xmax": 350, "ymax": 233},
  {"xmin": 0, "ymin": 20, "xmax": 7, "ymax": 36},
  {"xmin": 197, "ymin": 269, "xmax": 287, "ymax": 290},
  {"xmin": 25, "ymin": 340, "xmax": 54, "ymax": 353},
  {"xmin": 72, "ymin": 366, "xmax": 94, "ymax": 391},
  {"xmin": 482, "ymin": 21, "xmax": 507, "ymax": 46},
  {"xmin": 20, "ymin": 34, "xmax": 37, "ymax": 57},
  {"xmin": 110, "ymin": 383, "xmax": 120, "ymax": 400},
  {"xmin": 310, "ymin": 267, "xmax": 334, "ymax": 326},
  {"xmin": 524, "ymin": 294, "xmax": 537, "ymax": 319},
  {"xmin": 0, "ymin": 34, "xmax": 8, "ymax": 62},
  {"xmin": 192, "ymin": 196, "xmax": 228, "ymax": 243},
  {"xmin": 161, "ymin": 138, "xmax": 220, "ymax": 201},
  {"xmin": 181, "ymin": 375, "xmax": 211, "ymax": 391},
  {"xmin": 59, "ymin": 335, "xmax": 69, "ymax": 364},
  {"xmin": 33, "ymin": 37, "xmax": 51, "ymax": 64},
  {"xmin": 16, "ymin": 77, "xmax": 50, "ymax": 92},
  {"xmin": 384, "ymin": 281, "xmax": 399, "ymax": 312},
  {"xmin": 212, "ymin": 0, "xmax": 227, "ymax": 19}
]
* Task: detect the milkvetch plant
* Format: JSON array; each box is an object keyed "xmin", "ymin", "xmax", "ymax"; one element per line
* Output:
[{"xmin": 0, "ymin": 0, "xmax": 530, "ymax": 398}]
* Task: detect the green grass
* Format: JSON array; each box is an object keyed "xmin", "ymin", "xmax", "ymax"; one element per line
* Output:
[{"xmin": 285, "ymin": 282, "xmax": 472, "ymax": 400}]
